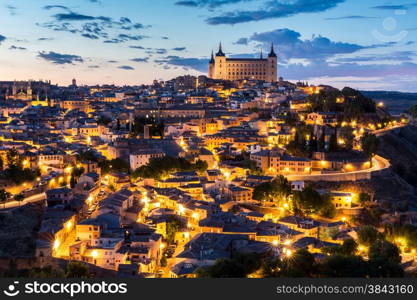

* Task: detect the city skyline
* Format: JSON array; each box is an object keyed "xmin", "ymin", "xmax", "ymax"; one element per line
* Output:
[{"xmin": 0, "ymin": 0, "xmax": 417, "ymax": 91}]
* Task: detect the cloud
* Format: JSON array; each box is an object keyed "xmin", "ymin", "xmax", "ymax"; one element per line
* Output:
[
  {"xmin": 371, "ymin": 4, "xmax": 417, "ymax": 10},
  {"xmin": 0, "ymin": 35, "xmax": 6, "ymax": 44},
  {"xmin": 172, "ymin": 47, "xmax": 186, "ymax": 51},
  {"xmin": 131, "ymin": 57, "xmax": 149, "ymax": 62},
  {"xmin": 38, "ymin": 37, "xmax": 54, "ymax": 41},
  {"xmin": 9, "ymin": 45, "xmax": 27, "ymax": 50},
  {"xmin": 53, "ymin": 12, "xmax": 96, "ymax": 21},
  {"xmin": 145, "ymin": 48, "xmax": 168, "ymax": 55},
  {"xmin": 38, "ymin": 7, "xmax": 149, "ymax": 43},
  {"xmin": 118, "ymin": 65, "xmax": 135, "ymax": 70},
  {"xmin": 280, "ymin": 60, "xmax": 417, "ymax": 85},
  {"xmin": 43, "ymin": 5, "xmax": 70, "ymax": 11},
  {"xmin": 204, "ymin": 0, "xmax": 346, "ymax": 25},
  {"xmin": 129, "ymin": 45, "xmax": 145, "ymax": 49},
  {"xmin": 155, "ymin": 55, "xmax": 208, "ymax": 72},
  {"xmin": 325, "ymin": 15, "xmax": 378, "ymax": 20},
  {"xmin": 175, "ymin": 0, "xmax": 251, "ymax": 8},
  {"xmin": 82, "ymin": 33, "xmax": 100, "ymax": 39},
  {"xmin": 6, "ymin": 5, "xmax": 17, "ymax": 16},
  {"xmin": 238, "ymin": 28, "xmax": 372, "ymax": 62},
  {"xmin": 38, "ymin": 51, "xmax": 84, "ymax": 64},
  {"xmin": 334, "ymin": 51, "xmax": 416, "ymax": 63}
]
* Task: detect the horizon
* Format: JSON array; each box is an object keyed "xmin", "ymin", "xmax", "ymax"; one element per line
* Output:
[{"xmin": 1, "ymin": 0, "xmax": 417, "ymax": 92}]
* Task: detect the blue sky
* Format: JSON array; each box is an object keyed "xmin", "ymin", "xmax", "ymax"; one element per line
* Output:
[{"xmin": 0, "ymin": 0, "xmax": 416, "ymax": 91}]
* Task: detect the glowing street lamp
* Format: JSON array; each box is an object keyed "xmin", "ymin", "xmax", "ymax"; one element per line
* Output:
[
  {"xmin": 53, "ymin": 239, "xmax": 60, "ymax": 251},
  {"xmin": 178, "ymin": 204, "xmax": 185, "ymax": 215},
  {"xmin": 66, "ymin": 220, "xmax": 73, "ymax": 231}
]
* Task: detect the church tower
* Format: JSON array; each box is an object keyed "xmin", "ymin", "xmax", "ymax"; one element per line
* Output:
[
  {"xmin": 267, "ymin": 43, "xmax": 278, "ymax": 82},
  {"xmin": 27, "ymin": 81, "xmax": 33, "ymax": 99}
]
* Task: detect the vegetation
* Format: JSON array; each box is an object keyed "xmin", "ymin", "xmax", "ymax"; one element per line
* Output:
[
  {"xmin": 66, "ymin": 261, "xmax": 90, "ymax": 278},
  {"xmin": 131, "ymin": 117, "xmax": 164, "ymax": 138},
  {"xmin": 361, "ymin": 133, "xmax": 379, "ymax": 160},
  {"xmin": 132, "ymin": 156, "xmax": 208, "ymax": 180},
  {"xmin": 293, "ymin": 186, "xmax": 335, "ymax": 218},
  {"xmin": 252, "ymin": 176, "xmax": 291, "ymax": 204},
  {"xmin": 196, "ymin": 253, "xmax": 263, "ymax": 278},
  {"xmin": 166, "ymin": 216, "xmax": 185, "ymax": 244},
  {"xmin": 0, "ymin": 189, "xmax": 11, "ymax": 208},
  {"xmin": 308, "ymin": 87, "xmax": 376, "ymax": 119},
  {"xmin": 100, "ymin": 158, "xmax": 130, "ymax": 175},
  {"xmin": 0, "ymin": 149, "xmax": 39, "ymax": 184},
  {"xmin": 357, "ymin": 226, "xmax": 382, "ymax": 246},
  {"xmin": 322, "ymin": 239, "xmax": 358, "ymax": 256}
]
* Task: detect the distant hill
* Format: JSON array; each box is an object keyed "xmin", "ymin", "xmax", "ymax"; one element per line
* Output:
[{"xmin": 362, "ymin": 91, "xmax": 417, "ymax": 115}]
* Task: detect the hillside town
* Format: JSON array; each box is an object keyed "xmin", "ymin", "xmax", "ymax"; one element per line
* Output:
[{"xmin": 0, "ymin": 75, "xmax": 416, "ymax": 278}]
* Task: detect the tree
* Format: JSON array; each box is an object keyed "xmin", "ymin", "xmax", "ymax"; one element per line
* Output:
[
  {"xmin": 70, "ymin": 174, "xmax": 77, "ymax": 188},
  {"xmin": 318, "ymin": 193, "xmax": 336, "ymax": 218},
  {"xmin": 318, "ymin": 130, "xmax": 325, "ymax": 151},
  {"xmin": 322, "ymin": 239, "xmax": 358, "ymax": 256},
  {"xmin": 278, "ymin": 249, "xmax": 316, "ymax": 277},
  {"xmin": 319, "ymin": 255, "xmax": 369, "ymax": 277},
  {"xmin": 328, "ymin": 128, "xmax": 338, "ymax": 152},
  {"xmin": 29, "ymin": 266, "xmax": 65, "ymax": 278},
  {"xmin": 196, "ymin": 253, "xmax": 263, "ymax": 278},
  {"xmin": 361, "ymin": 133, "xmax": 379, "ymax": 161},
  {"xmin": 407, "ymin": 105, "xmax": 417, "ymax": 119},
  {"xmin": 358, "ymin": 193, "xmax": 371, "ymax": 206},
  {"xmin": 0, "ymin": 189, "xmax": 11, "ymax": 208},
  {"xmin": 14, "ymin": 193, "xmax": 25, "ymax": 206},
  {"xmin": 160, "ymin": 256, "xmax": 167, "ymax": 268},
  {"xmin": 293, "ymin": 186, "xmax": 328, "ymax": 216},
  {"xmin": 6, "ymin": 149, "xmax": 21, "ymax": 168},
  {"xmin": 66, "ymin": 261, "xmax": 89, "ymax": 278},
  {"xmin": 368, "ymin": 240, "xmax": 403, "ymax": 277},
  {"xmin": 369, "ymin": 240, "xmax": 401, "ymax": 265},
  {"xmin": 100, "ymin": 158, "xmax": 129, "ymax": 175},
  {"xmin": 76, "ymin": 150, "xmax": 98, "ymax": 163},
  {"xmin": 252, "ymin": 176, "xmax": 291, "ymax": 204},
  {"xmin": 166, "ymin": 216, "xmax": 184, "ymax": 244},
  {"xmin": 132, "ymin": 156, "xmax": 208, "ymax": 180},
  {"xmin": 357, "ymin": 226, "xmax": 382, "ymax": 246}
]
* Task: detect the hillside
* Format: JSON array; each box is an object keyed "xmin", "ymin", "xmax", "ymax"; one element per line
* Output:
[
  {"xmin": 0, "ymin": 203, "xmax": 44, "ymax": 257},
  {"xmin": 378, "ymin": 125, "xmax": 417, "ymax": 189},
  {"xmin": 362, "ymin": 91, "xmax": 417, "ymax": 115}
]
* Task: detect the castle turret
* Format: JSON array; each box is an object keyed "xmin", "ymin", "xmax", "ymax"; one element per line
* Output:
[
  {"xmin": 214, "ymin": 43, "xmax": 226, "ymax": 79},
  {"xmin": 267, "ymin": 43, "xmax": 278, "ymax": 82},
  {"xmin": 209, "ymin": 50, "xmax": 215, "ymax": 64},
  {"xmin": 268, "ymin": 43, "xmax": 277, "ymax": 58},
  {"xmin": 208, "ymin": 50, "xmax": 215, "ymax": 78},
  {"xmin": 216, "ymin": 42, "xmax": 225, "ymax": 57}
]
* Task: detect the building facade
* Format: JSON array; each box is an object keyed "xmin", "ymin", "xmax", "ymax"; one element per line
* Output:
[{"xmin": 208, "ymin": 43, "xmax": 278, "ymax": 82}]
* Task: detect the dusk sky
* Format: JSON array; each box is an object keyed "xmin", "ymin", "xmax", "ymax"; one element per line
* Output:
[{"xmin": 0, "ymin": 0, "xmax": 416, "ymax": 91}]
